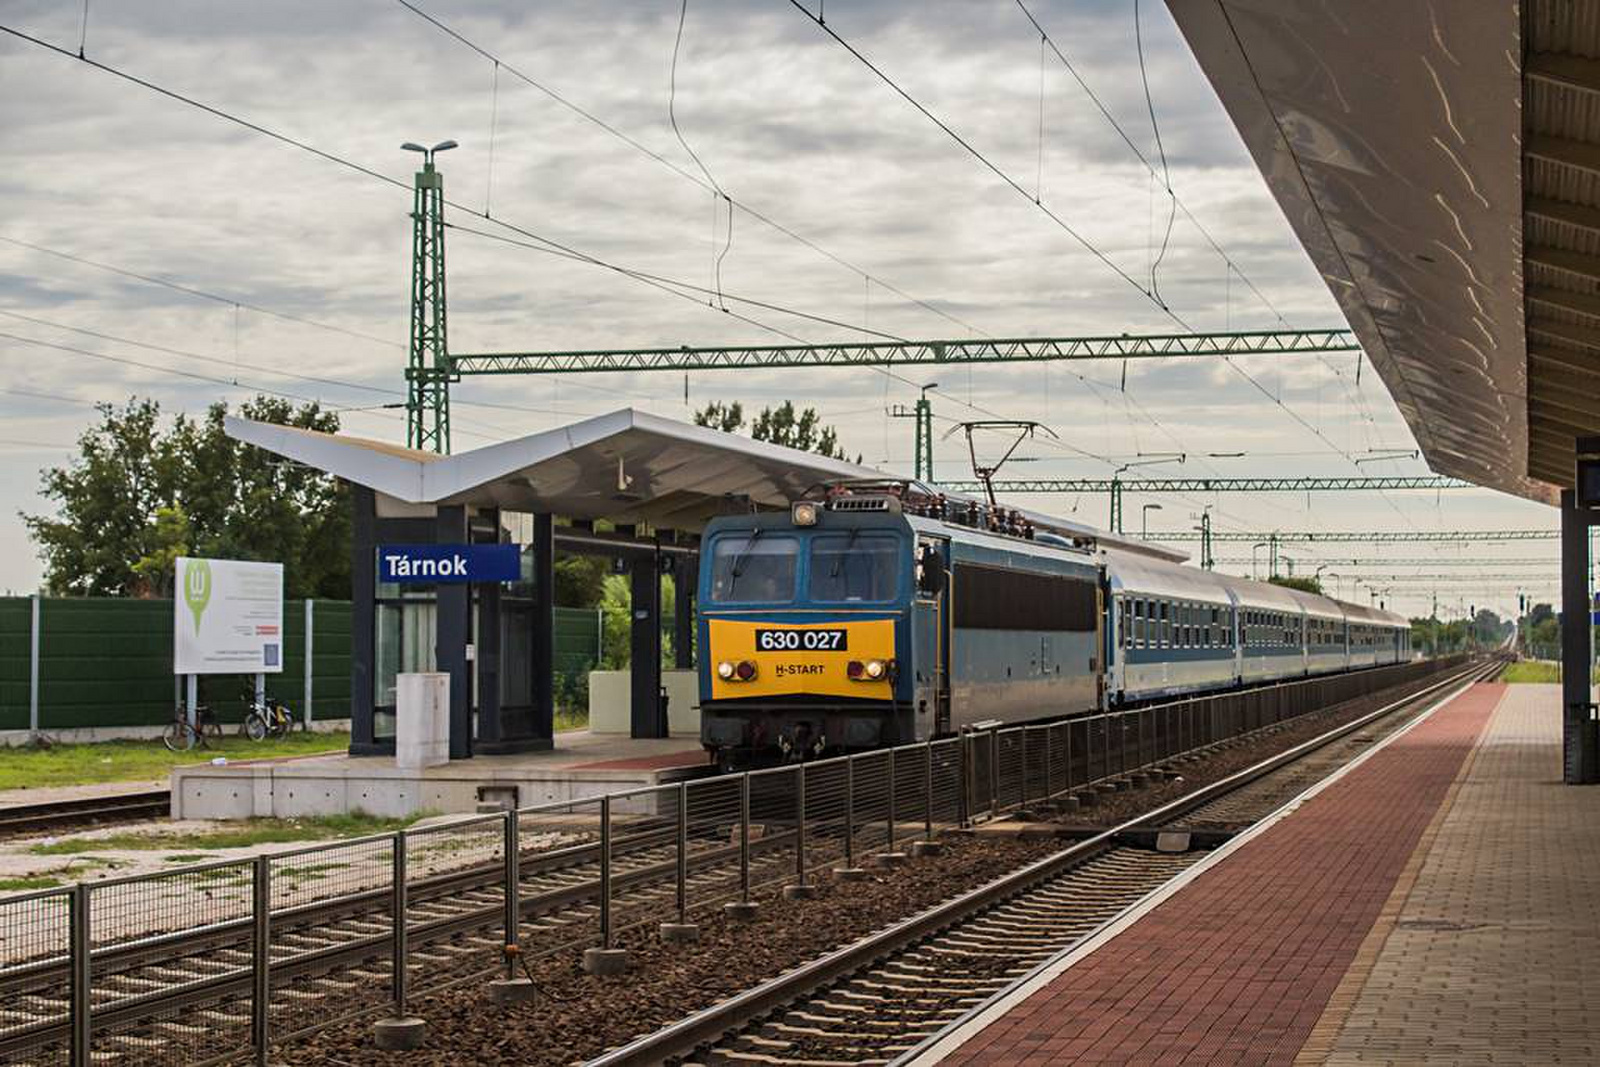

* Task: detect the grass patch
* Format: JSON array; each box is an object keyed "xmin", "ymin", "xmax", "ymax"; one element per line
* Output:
[
  {"xmin": 0, "ymin": 731, "xmax": 350, "ymax": 791},
  {"xmin": 554, "ymin": 708, "xmax": 588, "ymax": 733},
  {"xmin": 31, "ymin": 812, "xmax": 422, "ymax": 855},
  {"xmin": 0, "ymin": 875, "xmax": 62, "ymax": 891},
  {"xmin": 1502, "ymin": 660, "xmax": 1561, "ymax": 684}
]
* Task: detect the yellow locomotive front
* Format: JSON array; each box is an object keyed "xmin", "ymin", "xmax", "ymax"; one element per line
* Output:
[{"xmin": 697, "ymin": 502, "xmax": 913, "ymax": 768}]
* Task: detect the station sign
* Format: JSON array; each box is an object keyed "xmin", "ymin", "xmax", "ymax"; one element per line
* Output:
[
  {"xmin": 174, "ymin": 557, "xmax": 284, "ymax": 675},
  {"xmin": 379, "ymin": 543, "xmax": 521, "ymax": 584}
]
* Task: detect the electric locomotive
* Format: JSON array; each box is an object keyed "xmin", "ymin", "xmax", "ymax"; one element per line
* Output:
[{"xmin": 697, "ymin": 481, "xmax": 1103, "ymax": 768}]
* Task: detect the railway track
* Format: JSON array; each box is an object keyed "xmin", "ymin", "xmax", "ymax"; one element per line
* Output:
[
  {"xmin": 0, "ymin": 659, "xmax": 1477, "ymax": 1064},
  {"xmin": 588, "ymin": 658, "xmax": 1496, "ymax": 1067},
  {"xmin": 0, "ymin": 816, "xmax": 814, "ymax": 1062},
  {"xmin": 0, "ymin": 790, "xmax": 171, "ymax": 837}
]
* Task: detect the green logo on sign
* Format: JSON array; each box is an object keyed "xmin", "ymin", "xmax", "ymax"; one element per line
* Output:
[{"xmin": 184, "ymin": 559, "xmax": 212, "ymax": 635}]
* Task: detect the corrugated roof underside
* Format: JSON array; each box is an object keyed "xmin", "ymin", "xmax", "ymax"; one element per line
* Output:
[{"xmin": 1525, "ymin": 0, "xmax": 1600, "ymax": 487}]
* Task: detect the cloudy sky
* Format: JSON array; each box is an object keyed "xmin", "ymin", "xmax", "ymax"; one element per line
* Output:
[{"xmin": 0, "ymin": 0, "xmax": 1559, "ymax": 615}]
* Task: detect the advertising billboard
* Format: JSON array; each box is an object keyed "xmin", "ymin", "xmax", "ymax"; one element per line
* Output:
[{"xmin": 174, "ymin": 557, "xmax": 284, "ymax": 674}]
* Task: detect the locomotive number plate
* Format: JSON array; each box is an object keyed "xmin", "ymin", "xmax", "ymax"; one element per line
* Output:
[{"xmin": 755, "ymin": 628, "xmax": 848, "ymax": 651}]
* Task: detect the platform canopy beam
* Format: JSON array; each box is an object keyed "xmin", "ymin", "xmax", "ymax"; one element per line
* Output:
[{"xmin": 446, "ymin": 328, "xmax": 1358, "ymax": 376}]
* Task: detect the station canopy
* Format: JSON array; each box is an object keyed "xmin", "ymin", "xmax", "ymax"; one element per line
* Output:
[
  {"xmin": 1168, "ymin": 0, "xmax": 1599, "ymax": 505},
  {"xmin": 226, "ymin": 408, "xmax": 1183, "ymax": 558}
]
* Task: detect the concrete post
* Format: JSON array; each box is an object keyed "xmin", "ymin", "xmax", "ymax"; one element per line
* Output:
[
  {"xmin": 185, "ymin": 674, "xmax": 199, "ymax": 748},
  {"xmin": 303, "ymin": 598, "xmax": 314, "ymax": 729},
  {"xmin": 28, "ymin": 595, "xmax": 40, "ymax": 743}
]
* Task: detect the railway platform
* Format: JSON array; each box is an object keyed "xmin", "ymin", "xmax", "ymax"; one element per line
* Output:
[
  {"xmin": 170, "ymin": 728, "xmax": 711, "ymax": 819},
  {"xmin": 917, "ymin": 682, "xmax": 1600, "ymax": 1065}
]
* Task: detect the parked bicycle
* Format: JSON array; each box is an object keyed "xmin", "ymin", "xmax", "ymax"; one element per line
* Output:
[
  {"xmin": 242, "ymin": 686, "xmax": 296, "ymax": 741},
  {"xmin": 162, "ymin": 700, "xmax": 222, "ymax": 752}
]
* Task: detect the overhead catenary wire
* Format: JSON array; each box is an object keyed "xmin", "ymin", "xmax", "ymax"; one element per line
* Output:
[
  {"xmin": 0, "ymin": 308, "xmax": 609, "ymax": 422},
  {"xmin": 8, "ymin": 7, "xmax": 1404, "ymax": 523},
  {"xmin": 0, "ymin": 21, "xmax": 890, "ymax": 354},
  {"xmin": 783, "ymin": 0, "xmax": 1395, "ymax": 529},
  {"xmin": 0, "ymin": 330, "xmax": 528, "ymax": 444},
  {"xmin": 392, "ymin": 0, "xmax": 986, "ymax": 339},
  {"xmin": 0, "ymin": 233, "xmax": 403, "ymax": 350}
]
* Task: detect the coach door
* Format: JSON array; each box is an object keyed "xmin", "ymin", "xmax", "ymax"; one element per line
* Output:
[{"xmin": 913, "ymin": 537, "xmax": 951, "ymax": 738}]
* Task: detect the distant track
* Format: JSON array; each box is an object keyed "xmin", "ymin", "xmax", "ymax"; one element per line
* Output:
[{"xmin": 0, "ymin": 790, "xmax": 170, "ymax": 836}]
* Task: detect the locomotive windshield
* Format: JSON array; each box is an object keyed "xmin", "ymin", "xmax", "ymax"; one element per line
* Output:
[
  {"xmin": 808, "ymin": 532, "xmax": 900, "ymax": 602},
  {"xmin": 708, "ymin": 533, "xmax": 799, "ymax": 603}
]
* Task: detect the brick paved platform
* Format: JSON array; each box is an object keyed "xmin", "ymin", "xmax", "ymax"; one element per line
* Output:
[{"xmin": 922, "ymin": 679, "xmax": 1537, "ymax": 1066}]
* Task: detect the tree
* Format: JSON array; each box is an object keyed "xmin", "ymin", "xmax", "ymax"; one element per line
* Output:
[
  {"xmin": 23, "ymin": 396, "xmax": 350, "ymax": 599},
  {"xmin": 129, "ymin": 505, "xmax": 192, "ymax": 598},
  {"xmin": 693, "ymin": 400, "xmax": 854, "ymax": 461},
  {"xmin": 692, "ymin": 401, "xmax": 745, "ymax": 434},
  {"xmin": 1268, "ymin": 575, "xmax": 1323, "ymax": 596}
]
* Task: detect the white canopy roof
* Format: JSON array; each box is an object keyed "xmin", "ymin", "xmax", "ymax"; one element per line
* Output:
[{"xmin": 226, "ymin": 408, "xmax": 1185, "ymax": 558}]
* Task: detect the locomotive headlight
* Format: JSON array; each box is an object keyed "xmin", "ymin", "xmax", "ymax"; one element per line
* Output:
[
  {"xmin": 864, "ymin": 659, "xmax": 886, "ymax": 679},
  {"xmin": 717, "ymin": 661, "xmax": 736, "ymax": 680},
  {"xmin": 791, "ymin": 501, "xmax": 819, "ymax": 526}
]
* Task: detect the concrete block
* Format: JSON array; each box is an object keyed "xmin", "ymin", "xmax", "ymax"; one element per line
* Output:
[
  {"xmin": 488, "ymin": 978, "xmax": 537, "ymax": 1005},
  {"xmin": 582, "ymin": 948, "xmax": 629, "ymax": 976},
  {"xmin": 1155, "ymin": 831, "xmax": 1193, "ymax": 853},
  {"xmin": 588, "ymin": 670, "xmax": 700, "ymax": 736},
  {"xmin": 783, "ymin": 884, "xmax": 821, "ymax": 900},
  {"xmin": 833, "ymin": 867, "xmax": 870, "ymax": 881},
  {"xmin": 910, "ymin": 840, "xmax": 945, "ymax": 858},
  {"xmin": 723, "ymin": 901, "xmax": 760, "ymax": 922},
  {"xmin": 869, "ymin": 852, "xmax": 909, "ymax": 869},
  {"xmin": 373, "ymin": 1016, "xmax": 427, "ymax": 1050},
  {"xmin": 659, "ymin": 922, "xmax": 700, "ymax": 944},
  {"xmin": 395, "ymin": 673, "xmax": 450, "ymax": 770}
]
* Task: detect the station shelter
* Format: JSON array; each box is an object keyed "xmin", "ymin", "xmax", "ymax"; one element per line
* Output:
[{"xmin": 224, "ymin": 408, "xmax": 874, "ymax": 760}]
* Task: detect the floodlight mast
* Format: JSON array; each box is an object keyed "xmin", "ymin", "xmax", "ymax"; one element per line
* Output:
[{"xmin": 402, "ymin": 138, "xmax": 457, "ymax": 453}]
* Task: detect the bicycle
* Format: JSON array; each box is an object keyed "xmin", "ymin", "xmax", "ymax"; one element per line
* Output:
[
  {"xmin": 242, "ymin": 689, "xmax": 296, "ymax": 742},
  {"xmin": 163, "ymin": 701, "xmax": 222, "ymax": 752}
]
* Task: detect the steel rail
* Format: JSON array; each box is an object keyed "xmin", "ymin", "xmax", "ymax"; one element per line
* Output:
[
  {"xmin": 0, "ymin": 790, "xmax": 170, "ymax": 835},
  {"xmin": 586, "ymin": 658, "xmax": 1492, "ymax": 1067}
]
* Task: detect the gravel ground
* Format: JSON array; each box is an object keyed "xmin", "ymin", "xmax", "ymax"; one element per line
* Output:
[
  {"xmin": 1064, "ymin": 679, "xmax": 1442, "ymax": 827},
  {"xmin": 281, "ymin": 837, "xmax": 1061, "ymax": 1067},
  {"xmin": 278, "ymin": 671, "xmax": 1455, "ymax": 1067}
]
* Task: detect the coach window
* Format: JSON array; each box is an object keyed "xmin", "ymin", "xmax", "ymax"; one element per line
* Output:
[
  {"xmin": 709, "ymin": 534, "xmax": 799, "ymax": 603},
  {"xmin": 1159, "ymin": 601, "xmax": 1170, "ymax": 647},
  {"xmin": 809, "ymin": 532, "xmax": 899, "ymax": 602}
]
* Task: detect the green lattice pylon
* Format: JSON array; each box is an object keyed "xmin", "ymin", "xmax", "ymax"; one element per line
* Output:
[{"xmin": 406, "ymin": 152, "xmax": 451, "ymax": 453}]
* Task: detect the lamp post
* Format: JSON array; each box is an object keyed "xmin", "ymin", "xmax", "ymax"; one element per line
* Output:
[
  {"xmin": 1141, "ymin": 503, "xmax": 1164, "ymax": 539},
  {"xmin": 1251, "ymin": 541, "xmax": 1268, "ymax": 581}
]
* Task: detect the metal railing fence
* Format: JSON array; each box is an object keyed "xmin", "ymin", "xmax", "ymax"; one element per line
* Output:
[{"xmin": 0, "ymin": 655, "xmax": 1465, "ymax": 1065}]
